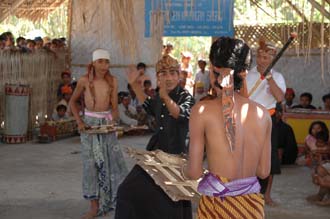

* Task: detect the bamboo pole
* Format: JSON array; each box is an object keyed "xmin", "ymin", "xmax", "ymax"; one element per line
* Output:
[{"xmin": 67, "ymin": 0, "xmax": 73, "ymax": 70}]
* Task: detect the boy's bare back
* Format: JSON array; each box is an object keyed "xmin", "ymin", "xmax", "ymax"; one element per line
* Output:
[{"xmin": 189, "ymin": 93, "xmax": 271, "ymax": 180}]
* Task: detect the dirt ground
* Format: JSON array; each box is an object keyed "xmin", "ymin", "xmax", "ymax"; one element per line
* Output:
[{"xmin": 0, "ymin": 135, "xmax": 329, "ymax": 219}]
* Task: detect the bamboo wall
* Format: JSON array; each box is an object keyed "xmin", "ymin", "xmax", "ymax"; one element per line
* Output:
[
  {"xmin": 235, "ymin": 22, "xmax": 330, "ymax": 49},
  {"xmin": 0, "ymin": 51, "xmax": 66, "ymax": 137}
]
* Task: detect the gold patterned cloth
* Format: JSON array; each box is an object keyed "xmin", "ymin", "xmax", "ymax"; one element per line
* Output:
[
  {"xmin": 155, "ymin": 55, "xmax": 180, "ymax": 74},
  {"xmin": 197, "ymin": 176, "xmax": 265, "ymax": 219}
]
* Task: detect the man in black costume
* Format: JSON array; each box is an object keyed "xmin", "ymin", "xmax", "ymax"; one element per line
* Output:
[
  {"xmin": 115, "ymin": 55, "xmax": 194, "ymax": 219},
  {"xmin": 273, "ymin": 103, "xmax": 298, "ymax": 165}
]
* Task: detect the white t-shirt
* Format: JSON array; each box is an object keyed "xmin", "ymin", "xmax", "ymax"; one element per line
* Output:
[
  {"xmin": 195, "ymin": 70, "xmax": 210, "ymax": 92},
  {"xmin": 181, "ymin": 64, "xmax": 194, "ymax": 95},
  {"xmin": 246, "ymin": 66, "xmax": 286, "ymax": 110},
  {"xmin": 118, "ymin": 103, "xmax": 138, "ymax": 126}
]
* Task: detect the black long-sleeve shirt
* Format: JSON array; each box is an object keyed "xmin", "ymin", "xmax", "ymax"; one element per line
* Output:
[
  {"xmin": 142, "ymin": 85, "xmax": 194, "ymax": 154},
  {"xmin": 272, "ymin": 119, "xmax": 298, "ymax": 165}
]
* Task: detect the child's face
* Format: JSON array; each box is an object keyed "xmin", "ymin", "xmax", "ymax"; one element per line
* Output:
[
  {"xmin": 93, "ymin": 59, "xmax": 110, "ymax": 75},
  {"xmin": 50, "ymin": 43, "xmax": 57, "ymax": 50},
  {"xmin": 138, "ymin": 67, "xmax": 145, "ymax": 75},
  {"xmin": 181, "ymin": 57, "xmax": 190, "ymax": 65},
  {"xmin": 198, "ymin": 61, "xmax": 206, "ymax": 70},
  {"xmin": 62, "ymin": 75, "xmax": 71, "ymax": 84},
  {"xmin": 58, "ymin": 109, "xmax": 66, "ymax": 117},
  {"xmin": 285, "ymin": 93, "xmax": 294, "ymax": 102},
  {"xmin": 5, "ymin": 36, "xmax": 14, "ymax": 47},
  {"xmin": 35, "ymin": 41, "xmax": 43, "ymax": 49},
  {"xmin": 122, "ymin": 97, "xmax": 131, "ymax": 107},
  {"xmin": 311, "ymin": 124, "xmax": 322, "ymax": 136},
  {"xmin": 144, "ymin": 84, "xmax": 151, "ymax": 90},
  {"xmin": 27, "ymin": 42, "xmax": 35, "ymax": 50},
  {"xmin": 178, "ymin": 71, "xmax": 187, "ymax": 88},
  {"xmin": 18, "ymin": 39, "xmax": 26, "ymax": 47},
  {"xmin": 300, "ymin": 96, "xmax": 311, "ymax": 107},
  {"xmin": 324, "ymin": 98, "xmax": 330, "ymax": 109},
  {"xmin": 164, "ymin": 45, "xmax": 173, "ymax": 54}
]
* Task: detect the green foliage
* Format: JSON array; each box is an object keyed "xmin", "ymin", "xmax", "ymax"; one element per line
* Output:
[
  {"xmin": 163, "ymin": 36, "xmax": 212, "ymax": 75},
  {"xmin": 0, "ymin": 2, "xmax": 68, "ymax": 39}
]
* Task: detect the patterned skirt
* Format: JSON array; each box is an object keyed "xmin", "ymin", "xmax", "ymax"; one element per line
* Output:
[{"xmin": 198, "ymin": 176, "xmax": 265, "ymax": 219}]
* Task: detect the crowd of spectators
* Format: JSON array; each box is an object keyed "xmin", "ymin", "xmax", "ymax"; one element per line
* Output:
[{"xmin": 0, "ymin": 31, "xmax": 67, "ymax": 53}]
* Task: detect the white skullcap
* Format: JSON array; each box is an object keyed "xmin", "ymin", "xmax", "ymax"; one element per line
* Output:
[{"xmin": 92, "ymin": 49, "xmax": 110, "ymax": 61}]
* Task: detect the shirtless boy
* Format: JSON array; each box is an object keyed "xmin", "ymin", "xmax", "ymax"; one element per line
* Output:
[{"xmin": 70, "ymin": 49, "xmax": 127, "ymax": 218}]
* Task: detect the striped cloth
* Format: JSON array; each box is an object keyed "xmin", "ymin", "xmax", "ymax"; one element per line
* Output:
[{"xmin": 197, "ymin": 176, "xmax": 265, "ymax": 219}]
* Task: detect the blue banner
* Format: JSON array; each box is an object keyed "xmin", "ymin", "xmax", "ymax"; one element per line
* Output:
[{"xmin": 145, "ymin": 0, "xmax": 234, "ymax": 37}]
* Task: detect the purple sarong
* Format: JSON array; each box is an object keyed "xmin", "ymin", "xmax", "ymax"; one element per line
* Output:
[{"xmin": 197, "ymin": 172, "xmax": 261, "ymax": 197}]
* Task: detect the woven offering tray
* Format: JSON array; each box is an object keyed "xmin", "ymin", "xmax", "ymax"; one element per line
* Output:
[
  {"xmin": 123, "ymin": 125, "xmax": 149, "ymax": 133},
  {"xmin": 83, "ymin": 125, "xmax": 119, "ymax": 134},
  {"xmin": 125, "ymin": 147, "xmax": 200, "ymax": 202}
]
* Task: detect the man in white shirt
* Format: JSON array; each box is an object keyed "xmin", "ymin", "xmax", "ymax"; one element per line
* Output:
[
  {"xmin": 246, "ymin": 45, "xmax": 286, "ymax": 113},
  {"xmin": 246, "ymin": 39, "xmax": 286, "ymax": 206},
  {"xmin": 194, "ymin": 59, "xmax": 210, "ymax": 95},
  {"xmin": 118, "ymin": 92, "xmax": 138, "ymax": 126}
]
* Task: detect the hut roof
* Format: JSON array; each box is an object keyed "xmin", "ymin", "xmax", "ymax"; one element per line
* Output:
[{"xmin": 0, "ymin": 0, "xmax": 67, "ymax": 23}]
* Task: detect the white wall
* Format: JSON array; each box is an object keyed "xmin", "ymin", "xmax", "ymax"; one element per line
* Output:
[{"xmin": 275, "ymin": 49, "xmax": 330, "ymax": 108}]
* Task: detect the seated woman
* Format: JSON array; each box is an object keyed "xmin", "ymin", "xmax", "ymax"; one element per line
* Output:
[{"xmin": 305, "ymin": 121, "xmax": 329, "ymax": 166}]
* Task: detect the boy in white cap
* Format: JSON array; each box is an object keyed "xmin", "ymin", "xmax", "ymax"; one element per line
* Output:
[{"xmin": 70, "ymin": 49, "xmax": 127, "ymax": 218}]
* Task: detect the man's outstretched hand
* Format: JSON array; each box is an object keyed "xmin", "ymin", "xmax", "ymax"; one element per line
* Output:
[{"xmin": 126, "ymin": 65, "xmax": 142, "ymax": 85}]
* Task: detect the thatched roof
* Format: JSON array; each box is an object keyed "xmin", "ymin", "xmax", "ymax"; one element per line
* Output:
[{"xmin": 0, "ymin": 0, "xmax": 67, "ymax": 23}]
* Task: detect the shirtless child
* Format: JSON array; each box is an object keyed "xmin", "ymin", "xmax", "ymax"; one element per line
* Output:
[
  {"xmin": 70, "ymin": 49, "xmax": 127, "ymax": 219},
  {"xmin": 184, "ymin": 37, "xmax": 271, "ymax": 218}
]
